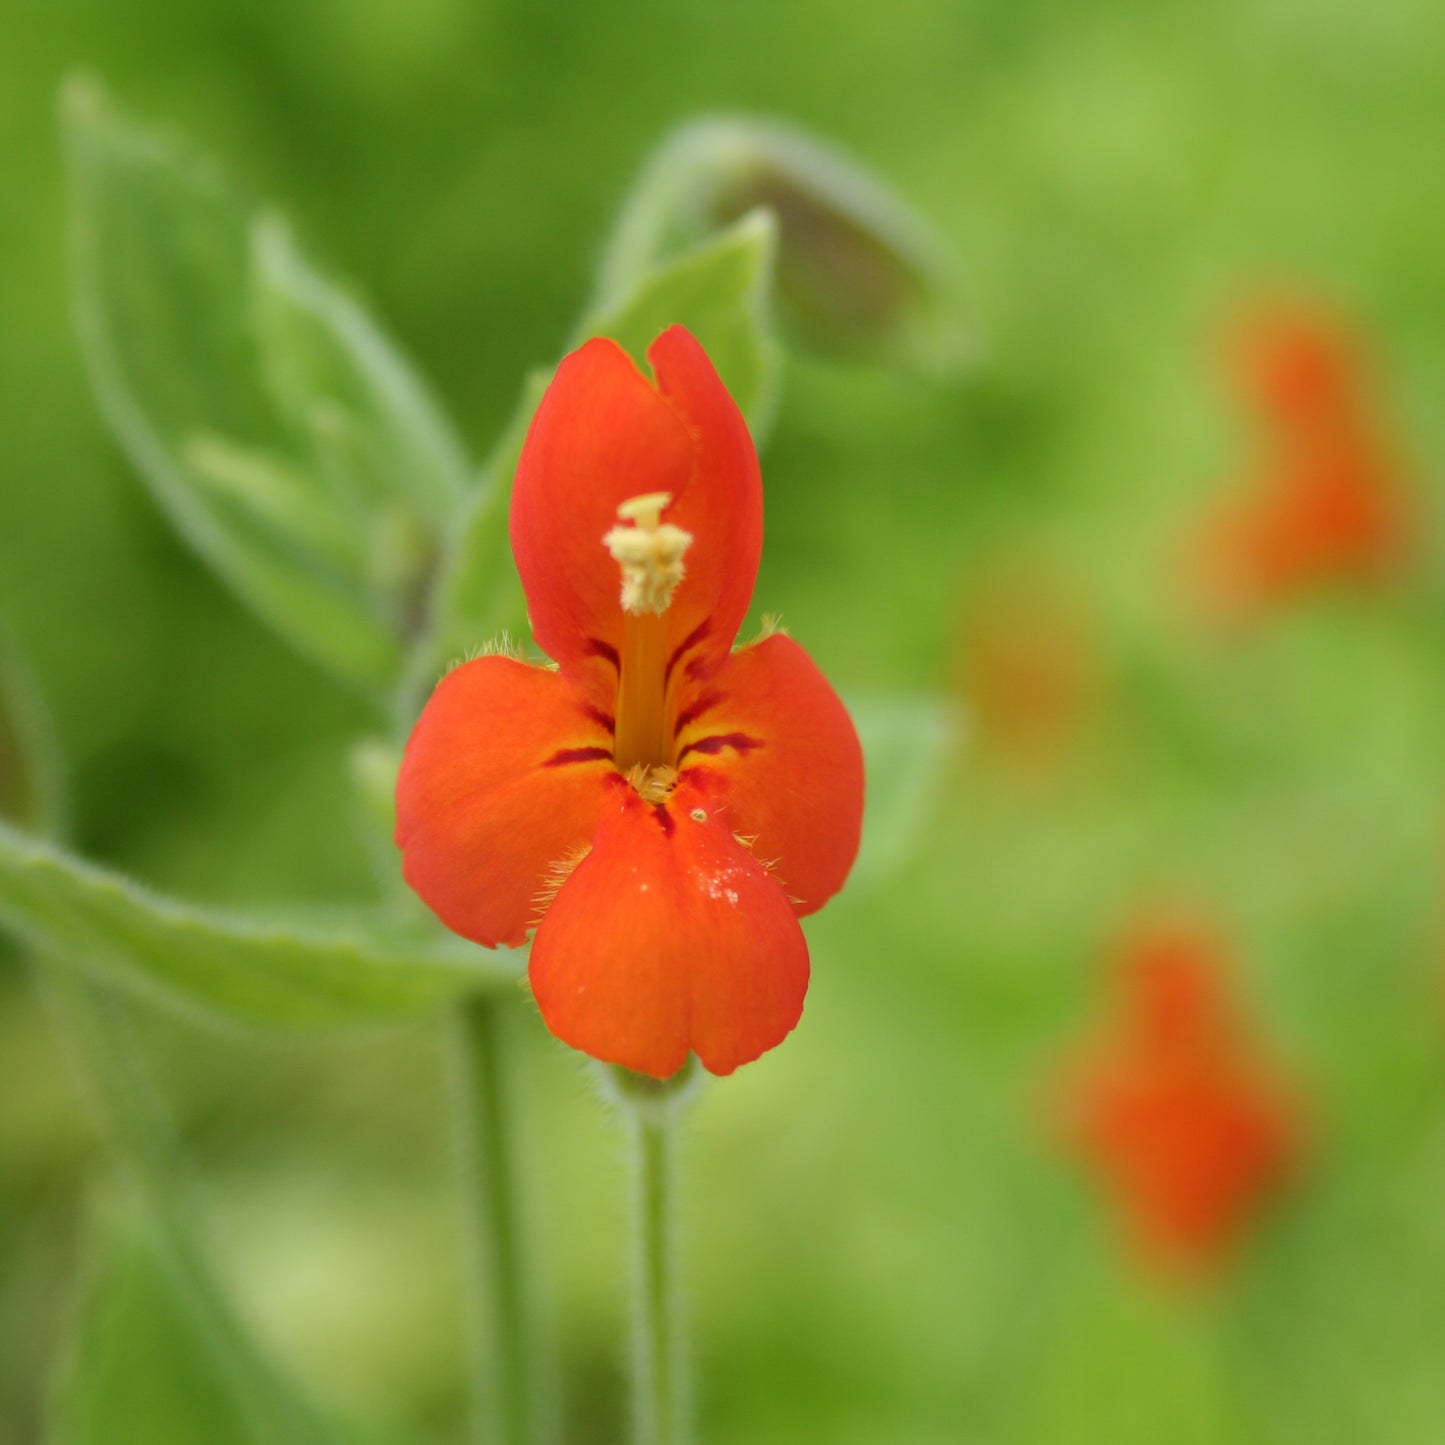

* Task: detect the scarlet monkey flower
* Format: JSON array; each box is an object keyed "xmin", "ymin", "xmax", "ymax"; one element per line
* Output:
[
  {"xmin": 1193, "ymin": 301, "xmax": 1411, "ymax": 618},
  {"xmin": 1058, "ymin": 918, "xmax": 1301, "ymax": 1275},
  {"xmin": 396, "ymin": 327, "xmax": 864, "ymax": 1078}
]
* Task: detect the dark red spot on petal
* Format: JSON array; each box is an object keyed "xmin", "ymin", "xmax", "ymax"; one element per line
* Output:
[
  {"xmin": 673, "ymin": 689, "xmax": 725, "ymax": 737},
  {"xmin": 652, "ymin": 804, "xmax": 676, "ymax": 836},
  {"xmin": 582, "ymin": 704, "xmax": 616, "ymax": 736},
  {"xmin": 676, "ymin": 732, "xmax": 763, "ymax": 763},
  {"xmin": 665, "ymin": 619, "xmax": 712, "ymax": 686},
  {"xmin": 543, "ymin": 746, "xmax": 613, "ymax": 768},
  {"xmin": 585, "ymin": 638, "xmax": 620, "ymax": 671}
]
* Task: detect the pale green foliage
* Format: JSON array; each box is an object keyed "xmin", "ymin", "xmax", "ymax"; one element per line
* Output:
[
  {"xmin": 0, "ymin": 820, "xmax": 512, "ymax": 1028},
  {"xmin": 43, "ymin": 968, "xmax": 355, "ymax": 1445},
  {"xmin": 404, "ymin": 366, "xmax": 550, "ymax": 715},
  {"xmin": 63, "ymin": 78, "xmax": 470, "ymax": 691},
  {"xmin": 50, "ymin": 1216, "xmax": 270, "ymax": 1445}
]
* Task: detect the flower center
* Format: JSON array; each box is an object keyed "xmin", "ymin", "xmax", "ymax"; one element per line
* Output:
[{"xmin": 604, "ymin": 492, "xmax": 694, "ymax": 776}]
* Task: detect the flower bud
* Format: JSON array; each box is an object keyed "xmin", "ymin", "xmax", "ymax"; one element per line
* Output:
[{"xmin": 599, "ymin": 118, "xmax": 975, "ymax": 376}]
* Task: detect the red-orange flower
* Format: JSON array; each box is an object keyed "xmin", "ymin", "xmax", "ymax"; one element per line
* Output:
[
  {"xmin": 395, "ymin": 327, "xmax": 864, "ymax": 1078},
  {"xmin": 1058, "ymin": 917, "xmax": 1302, "ymax": 1275},
  {"xmin": 1192, "ymin": 300, "xmax": 1410, "ymax": 618}
]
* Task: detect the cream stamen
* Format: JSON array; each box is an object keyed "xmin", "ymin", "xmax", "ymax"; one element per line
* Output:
[{"xmin": 603, "ymin": 491, "xmax": 693, "ymax": 614}]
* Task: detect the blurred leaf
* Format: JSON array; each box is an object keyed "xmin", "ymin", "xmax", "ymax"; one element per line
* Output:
[
  {"xmin": 583, "ymin": 209, "xmax": 780, "ymax": 433},
  {"xmin": 0, "ymin": 627, "xmax": 65, "ymax": 835},
  {"xmin": 46, "ymin": 1201, "xmax": 385, "ymax": 1445},
  {"xmin": 848, "ymin": 694, "xmax": 962, "ymax": 887},
  {"xmin": 400, "ymin": 368, "xmax": 546, "ymax": 718},
  {"xmin": 43, "ymin": 967, "xmax": 389, "ymax": 1445},
  {"xmin": 595, "ymin": 116, "xmax": 975, "ymax": 376},
  {"xmin": 50, "ymin": 1214, "xmax": 267, "ymax": 1445},
  {"xmin": 0, "ymin": 820, "xmax": 512, "ymax": 1029},
  {"xmin": 250, "ymin": 213, "xmax": 467, "ymax": 530},
  {"xmin": 62, "ymin": 77, "xmax": 471, "ymax": 690}
]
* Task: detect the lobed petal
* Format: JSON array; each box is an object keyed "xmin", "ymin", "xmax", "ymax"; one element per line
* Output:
[
  {"xmin": 510, "ymin": 337, "xmax": 693, "ymax": 692},
  {"xmin": 509, "ymin": 328, "xmax": 763, "ymax": 697},
  {"xmin": 673, "ymin": 633, "xmax": 863, "ymax": 916},
  {"xmin": 395, "ymin": 655, "xmax": 614, "ymax": 947},
  {"xmin": 529, "ymin": 775, "xmax": 809, "ymax": 1077},
  {"xmin": 647, "ymin": 326, "xmax": 763, "ymax": 673}
]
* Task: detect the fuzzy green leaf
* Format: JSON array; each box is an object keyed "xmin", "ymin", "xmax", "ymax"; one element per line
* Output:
[
  {"xmin": 62, "ymin": 78, "xmax": 470, "ymax": 690},
  {"xmin": 401, "ymin": 367, "xmax": 546, "ymax": 717},
  {"xmin": 0, "ymin": 819, "xmax": 512, "ymax": 1029},
  {"xmin": 251, "ymin": 213, "xmax": 468, "ymax": 533}
]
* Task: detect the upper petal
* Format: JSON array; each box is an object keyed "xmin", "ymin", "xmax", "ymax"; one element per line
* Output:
[
  {"xmin": 395, "ymin": 655, "xmax": 614, "ymax": 947},
  {"xmin": 647, "ymin": 326, "xmax": 763, "ymax": 674},
  {"xmin": 509, "ymin": 328, "xmax": 763, "ymax": 693},
  {"xmin": 673, "ymin": 633, "xmax": 864, "ymax": 916},
  {"xmin": 528, "ymin": 775, "xmax": 809, "ymax": 1078}
]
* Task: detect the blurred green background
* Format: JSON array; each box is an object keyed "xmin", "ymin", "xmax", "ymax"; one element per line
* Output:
[{"xmin": 2, "ymin": 0, "xmax": 1443, "ymax": 1442}]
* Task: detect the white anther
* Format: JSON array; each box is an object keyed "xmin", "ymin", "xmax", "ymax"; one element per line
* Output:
[{"xmin": 603, "ymin": 491, "xmax": 693, "ymax": 614}]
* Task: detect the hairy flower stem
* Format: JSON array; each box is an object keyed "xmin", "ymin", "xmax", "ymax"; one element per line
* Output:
[
  {"xmin": 609, "ymin": 1064, "xmax": 698, "ymax": 1445},
  {"xmin": 452, "ymin": 995, "xmax": 551, "ymax": 1445},
  {"xmin": 633, "ymin": 1113, "xmax": 683, "ymax": 1445}
]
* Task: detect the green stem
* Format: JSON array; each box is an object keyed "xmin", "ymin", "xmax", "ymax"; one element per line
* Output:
[
  {"xmin": 608, "ymin": 1064, "xmax": 696, "ymax": 1445},
  {"xmin": 452, "ymin": 994, "xmax": 549, "ymax": 1445},
  {"xmin": 44, "ymin": 965, "xmax": 333, "ymax": 1445},
  {"xmin": 632, "ymin": 1110, "xmax": 684, "ymax": 1445}
]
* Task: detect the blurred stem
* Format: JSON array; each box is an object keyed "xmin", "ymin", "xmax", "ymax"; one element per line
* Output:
[
  {"xmin": 44, "ymin": 964, "xmax": 334, "ymax": 1445},
  {"xmin": 452, "ymin": 994, "xmax": 549, "ymax": 1445},
  {"xmin": 614, "ymin": 1068, "xmax": 694, "ymax": 1445}
]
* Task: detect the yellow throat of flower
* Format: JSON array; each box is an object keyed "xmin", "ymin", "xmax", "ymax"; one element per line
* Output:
[{"xmin": 604, "ymin": 492, "xmax": 694, "ymax": 777}]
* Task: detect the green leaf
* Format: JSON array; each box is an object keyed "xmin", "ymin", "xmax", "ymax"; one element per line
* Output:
[
  {"xmin": 848, "ymin": 694, "xmax": 962, "ymax": 887},
  {"xmin": 250, "ymin": 213, "xmax": 468, "ymax": 533},
  {"xmin": 46, "ymin": 1200, "xmax": 387, "ymax": 1445},
  {"xmin": 0, "ymin": 626, "xmax": 65, "ymax": 836},
  {"xmin": 595, "ymin": 116, "xmax": 976, "ymax": 377},
  {"xmin": 398, "ymin": 369, "xmax": 546, "ymax": 716},
  {"xmin": 0, "ymin": 819, "xmax": 512, "ymax": 1029},
  {"xmin": 43, "ymin": 973, "xmax": 358, "ymax": 1445},
  {"xmin": 50, "ymin": 1214, "xmax": 271, "ymax": 1445},
  {"xmin": 62, "ymin": 77, "xmax": 471, "ymax": 690},
  {"xmin": 583, "ymin": 209, "xmax": 781, "ymax": 433}
]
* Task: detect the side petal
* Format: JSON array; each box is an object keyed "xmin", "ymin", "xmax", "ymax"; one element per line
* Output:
[
  {"xmin": 673, "ymin": 633, "xmax": 863, "ymax": 916},
  {"xmin": 510, "ymin": 337, "xmax": 695, "ymax": 685},
  {"xmin": 648, "ymin": 326, "xmax": 763, "ymax": 673},
  {"xmin": 529, "ymin": 777, "xmax": 809, "ymax": 1078},
  {"xmin": 395, "ymin": 655, "xmax": 614, "ymax": 948}
]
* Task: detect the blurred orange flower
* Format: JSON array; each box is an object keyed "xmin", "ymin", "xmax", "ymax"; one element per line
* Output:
[
  {"xmin": 1193, "ymin": 300, "xmax": 1411, "ymax": 618},
  {"xmin": 1058, "ymin": 916, "xmax": 1302, "ymax": 1276},
  {"xmin": 952, "ymin": 558, "xmax": 1094, "ymax": 779}
]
